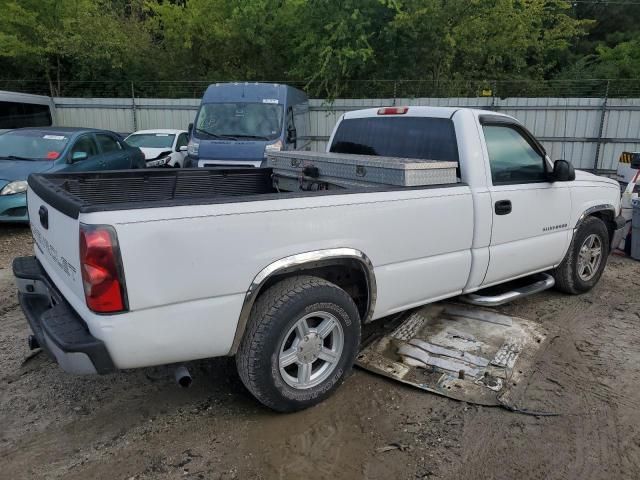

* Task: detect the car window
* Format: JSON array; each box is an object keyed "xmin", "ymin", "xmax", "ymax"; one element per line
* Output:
[
  {"xmin": 329, "ymin": 117, "xmax": 459, "ymax": 162},
  {"xmin": 126, "ymin": 133, "xmax": 175, "ymax": 148},
  {"xmin": 0, "ymin": 130, "xmax": 69, "ymax": 160},
  {"xmin": 70, "ymin": 135, "xmax": 97, "ymax": 159},
  {"xmin": 483, "ymin": 125, "xmax": 546, "ymax": 185},
  {"xmin": 0, "ymin": 101, "xmax": 52, "ymax": 129},
  {"xmin": 176, "ymin": 133, "xmax": 188, "ymax": 149},
  {"xmin": 96, "ymin": 134, "xmax": 121, "ymax": 153}
]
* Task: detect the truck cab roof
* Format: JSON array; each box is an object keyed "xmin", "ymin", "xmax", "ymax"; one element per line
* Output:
[{"xmin": 342, "ymin": 106, "xmax": 514, "ymax": 120}]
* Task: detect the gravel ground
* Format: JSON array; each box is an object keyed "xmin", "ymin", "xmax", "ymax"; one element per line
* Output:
[{"xmin": 1, "ymin": 224, "xmax": 639, "ymax": 480}]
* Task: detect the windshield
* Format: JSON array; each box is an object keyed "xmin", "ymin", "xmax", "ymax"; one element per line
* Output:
[
  {"xmin": 126, "ymin": 133, "xmax": 175, "ymax": 149},
  {"xmin": 0, "ymin": 130, "xmax": 69, "ymax": 161},
  {"xmin": 195, "ymin": 102, "xmax": 284, "ymax": 140}
]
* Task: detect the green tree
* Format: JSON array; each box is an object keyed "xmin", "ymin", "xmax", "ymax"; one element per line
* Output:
[{"xmin": 0, "ymin": 0, "xmax": 155, "ymax": 96}]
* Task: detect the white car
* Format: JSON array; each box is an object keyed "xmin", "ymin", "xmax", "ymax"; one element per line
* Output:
[
  {"xmin": 15, "ymin": 107, "xmax": 624, "ymax": 412},
  {"xmin": 125, "ymin": 129, "xmax": 189, "ymax": 167}
]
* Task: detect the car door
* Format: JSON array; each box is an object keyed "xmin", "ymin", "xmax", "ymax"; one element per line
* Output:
[
  {"xmin": 63, "ymin": 134, "xmax": 102, "ymax": 171},
  {"xmin": 481, "ymin": 118, "xmax": 572, "ymax": 286},
  {"xmin": 95, "ymin": 133, "xmax": 130, "ymax": 169}
]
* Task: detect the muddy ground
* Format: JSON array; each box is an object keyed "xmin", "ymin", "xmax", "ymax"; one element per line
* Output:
[{"xmin": 1, "ymin": 224, "xmax": 639, "ymax": 480}]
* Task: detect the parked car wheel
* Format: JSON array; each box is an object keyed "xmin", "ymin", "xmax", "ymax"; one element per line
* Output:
[
  {"xmin": 552, "ymin": 216, "xmax": 609, "ymax": 294},
  {"xmin": 236, "ymin": 275, "xmax": 361, "ymax": 412}
]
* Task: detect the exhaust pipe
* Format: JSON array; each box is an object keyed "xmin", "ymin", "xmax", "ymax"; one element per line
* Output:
[{"xmin": 174, "ymin": 365, "xmax": 192, "ymax": 388}]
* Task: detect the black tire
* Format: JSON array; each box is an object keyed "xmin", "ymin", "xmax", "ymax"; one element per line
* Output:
[
  {"xmin": 236, "ymin": 275, "xmax": 361, "ymax": 412},
  {"xmin": 552, "ymin": 216, "xmax": 609, "ymax": 294}
]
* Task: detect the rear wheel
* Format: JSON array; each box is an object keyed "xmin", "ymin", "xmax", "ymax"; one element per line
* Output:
[
  {"xmin": 236, "ymin": 275, "xmax": 361, "ymax": 412},
  {"xmin": 553, "ymin": 216, "xmax": 609, "ymax": 294}
]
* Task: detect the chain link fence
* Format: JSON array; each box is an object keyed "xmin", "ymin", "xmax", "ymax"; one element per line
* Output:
[{"xmin": 2, "ymin": 79, "xmax": 640, "ymax": 99}]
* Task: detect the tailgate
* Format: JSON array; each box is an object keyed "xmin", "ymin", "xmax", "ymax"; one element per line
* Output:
[{"xmin": 27, "ymin": 187, "xmax": 85, "ymax": 306}]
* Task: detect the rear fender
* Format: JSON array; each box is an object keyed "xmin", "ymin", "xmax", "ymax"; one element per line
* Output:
[{"xmin": 228, "ymin": 248, "xmax": 377, "ymax": 355}]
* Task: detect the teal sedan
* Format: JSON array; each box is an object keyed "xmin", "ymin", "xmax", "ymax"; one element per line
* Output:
[{"xmin": 0, "ymin": 127, "xmax": 145, "ymax": 222}]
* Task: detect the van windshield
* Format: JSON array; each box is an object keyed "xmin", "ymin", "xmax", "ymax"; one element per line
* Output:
[
  {"xmin": 329, "ymin": 117, "xmax": 459, "ymax": 162},
  {"xmin": 195, "ymin": 102, "xmax": 284, "ymax": 141}
]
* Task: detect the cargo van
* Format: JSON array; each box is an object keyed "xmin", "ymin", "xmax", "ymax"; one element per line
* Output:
[
  {"xmin": 184, "ymin": 83, "xmax": 309, "ymax": 168},
  {"xmin": 0, "ymin": 91, "xmax": 56, "ymax": 133}
]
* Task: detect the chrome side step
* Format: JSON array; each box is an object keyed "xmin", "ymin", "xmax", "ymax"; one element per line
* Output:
[{"xmin": 459, "ymin": 273, "xmax": 555, "ymax": 307}]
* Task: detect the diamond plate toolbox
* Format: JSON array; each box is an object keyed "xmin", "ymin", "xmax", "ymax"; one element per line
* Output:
[{"xmin": 267, "ymin": 151, "xmax": 459, "ymax": 187}]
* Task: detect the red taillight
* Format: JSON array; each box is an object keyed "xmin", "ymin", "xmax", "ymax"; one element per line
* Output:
[
  {"xmin": 79, "ymin": 224, "xmax": 127, "ymax": 313},
  {"xmin": 377, "ymin": 106, "xmax": 408, "ymax": 115}
]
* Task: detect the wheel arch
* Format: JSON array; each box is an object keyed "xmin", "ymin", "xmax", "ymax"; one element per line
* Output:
[
  {"xmin": 574, "ymin": 204, "xmax": 617, "ymax": 248},
  {"xmin": 229, "ymin": 248, "xmax": 377, "ymax": 355}
]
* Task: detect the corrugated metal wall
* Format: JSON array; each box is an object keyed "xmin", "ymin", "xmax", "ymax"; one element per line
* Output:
[{"xmin": 54, "ymin": 96, "xmax": 640, "ymax": 171}]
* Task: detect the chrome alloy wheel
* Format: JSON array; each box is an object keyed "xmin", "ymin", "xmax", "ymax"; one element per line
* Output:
[
  {"xmin": 577, "ymin": 233, "xmax": 603, "ymax": 281},
  {"xmin": 278, "ymin": 311, "xmax": 344, "ymax": 389}
]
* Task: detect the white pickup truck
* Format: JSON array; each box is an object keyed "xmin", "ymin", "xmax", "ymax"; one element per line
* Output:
[{"xmin": 14, "ymin": 106, "xmax": 625, "ymax": 412}]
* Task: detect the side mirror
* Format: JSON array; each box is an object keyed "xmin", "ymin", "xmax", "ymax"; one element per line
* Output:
[
  {"xmin": 71, "ymin": 151, "xmax": 88, "ymax": 163},
  {"xmin": 188, "ymin": 123, "xmax": 193, "ymax": 135},
  {"xmin": 552, "ymin": 159, "xmax": 575, "ymax": 182},
  {"xmin": 178, "ymin": 145, "xmax": 188, "ymax": 152},
  {"xmin": 287, "ymin": 127, "xmax": 297, "ymax": 144}
]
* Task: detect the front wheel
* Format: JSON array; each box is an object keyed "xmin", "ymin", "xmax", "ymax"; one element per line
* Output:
[
  {"xmin": 552, "ymin": 216, "xmax": 609, "ymax": 294},
  {"xmin": 236, "ymin": 275, "xmax": 361, "ymax": 412}
]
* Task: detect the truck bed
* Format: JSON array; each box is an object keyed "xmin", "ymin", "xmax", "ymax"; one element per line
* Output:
[
  {"xmin": 28, "ymin": 168, "xmax": 277, "ymax": 218},
  {"xmin": 28, "ymin": 167, "xmax": 461, "ymax": 219}
]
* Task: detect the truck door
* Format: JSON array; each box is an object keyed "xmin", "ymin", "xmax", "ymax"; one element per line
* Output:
[{"xmin": 480, "ymin": 119, "xmax": 571, "ymax": 286}]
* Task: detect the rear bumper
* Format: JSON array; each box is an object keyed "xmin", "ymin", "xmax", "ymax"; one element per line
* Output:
[
  {"xmin": 612, "ymin": 214, "xmax": 627, "ymax": 251},
  {"xmin": 13, "ymin": 256, "xmax": 115, "ymax": 374},
  {"xmin": 0, "ymin": 193, "xmax": 28, "ymax": 222}
]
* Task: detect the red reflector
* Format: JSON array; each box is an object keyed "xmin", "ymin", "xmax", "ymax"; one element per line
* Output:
[
  {"xmin": 79, "ymin": 225, "xmax": 126, "ymax": 313},
  {"xmin": 377, "ymin": 106, "xmax": 409, "ymax": 115}
]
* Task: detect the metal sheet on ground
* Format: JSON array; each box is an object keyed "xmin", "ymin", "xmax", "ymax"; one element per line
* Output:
[{"xmin": 356, "ymin": 303, "xmax": 549, "ymax": 406}]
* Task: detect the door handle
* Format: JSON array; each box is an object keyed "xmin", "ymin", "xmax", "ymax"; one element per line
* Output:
[{"xmin": 495, "ymin": 200, "xmax": 512, "ymax": 215}]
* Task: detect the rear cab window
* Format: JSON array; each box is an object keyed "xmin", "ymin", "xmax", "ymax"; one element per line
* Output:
[{"xmin": 329, "ymin": 116, "xmax": 459, "ymax": 167}]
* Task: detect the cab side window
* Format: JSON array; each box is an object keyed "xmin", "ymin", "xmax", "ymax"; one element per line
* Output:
[
  {"xmin": 70, "ymin": 135, "xmax": 97, "ymax": 160},
  {"xmin": 483, "ymin": 125, "xmax": 547, "ymax": 185},
  {"xmin": 96, "ymin": 134, "xmax": 121, "ymax": 153}
]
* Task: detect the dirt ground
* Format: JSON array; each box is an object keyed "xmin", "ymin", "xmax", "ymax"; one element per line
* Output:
[{"xmin": 1, "ymin": 224, "xmax": 640, "ymax": 480}]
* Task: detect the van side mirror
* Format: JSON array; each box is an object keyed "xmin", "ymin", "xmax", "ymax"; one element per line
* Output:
[
  {"xmin": 178, "ymin": 145, "xmax": 188, "ymax": 152},
  {"xmin": 188, "ymin": 123, "xmax": 193, "ymax": 135},
  {"xmin": 551, "ymin": 159, "xmax": 575, "ymax": 182},
  {"xmin": 287, "ymin": 127, "xmax": 297, "ymax": 144},
  {"xmin": 71, "ymin": 151, "xmax": 88, "ymax": 163}
]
